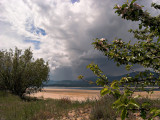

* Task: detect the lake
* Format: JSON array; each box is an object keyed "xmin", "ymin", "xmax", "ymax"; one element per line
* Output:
[{"xmin": 44, "ymin": 87, "xmax": 103, "ymax": 90}]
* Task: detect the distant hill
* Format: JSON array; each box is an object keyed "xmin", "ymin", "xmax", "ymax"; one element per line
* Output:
[
  {"xmin": 44, "ymin": 79, "xmax": 97, "ymax": 87},
  {"xmin": 44, "ymin": 71, "xmax": 156, "ymax": 87}
]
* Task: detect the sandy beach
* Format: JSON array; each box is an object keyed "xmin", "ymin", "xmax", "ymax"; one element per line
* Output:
[
  {"xmin": 30, "ymin": 88, "xmax": 160, "ymax": 101},
  {"xmin": 30, "ymin": 88, "xmax": 101, "ymax": 101},
  {"xmin": 133, "ymin": 91, "xmax": 160, "ymax": 99}
]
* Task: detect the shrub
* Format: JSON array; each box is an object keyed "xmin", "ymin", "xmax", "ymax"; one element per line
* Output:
[
  {"xmin": 90, "ymin": 95, "xmax": 118, "ymax": 120},
  {"xmin": 0, "ymin": 47, "xmax": 49, "ymax": 98}
]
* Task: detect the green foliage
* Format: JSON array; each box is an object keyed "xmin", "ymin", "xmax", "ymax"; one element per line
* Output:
[
  {"xmin": 0, "ymin": 91, "xmax": 95, "ymax": 120},
  {"xmin": 77, "ymin": 75, "xmax": 84, "ymax": 80},
  {"xmin": 80, "ymin": 0, "xmax": 160, "ymax": 119},
  {"xmin": 0, "ymin": 47, "xmax": 49, "ymax": 97}
]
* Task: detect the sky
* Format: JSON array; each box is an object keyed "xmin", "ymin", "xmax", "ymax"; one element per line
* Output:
[{"xmin": 0, "ymin": 0, "xmax": 159, "ymax": 81}]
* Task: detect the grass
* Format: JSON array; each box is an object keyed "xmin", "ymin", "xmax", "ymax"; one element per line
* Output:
[
  {"xmin": 0, "ymin": 91, "xmax": 94, "ymax": 120},
  {"xmin": 1, "ymin": 91, "xmax": 160, "ymax": 120},
  {"xmin": 90, "ymin": 95, "xmax": 160, "ymax": 120},
  {"xmin": 90, "ymin": 95, "xmax": 118, "ymax": 120}
]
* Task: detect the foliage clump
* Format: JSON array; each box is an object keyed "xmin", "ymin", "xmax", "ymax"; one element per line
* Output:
[
  {"xmin": 79, "ymin": 0, "xmax": 160, "ymax": 119},
  {"xmin": 0, "ymin": 47, "xmax": 49, "ymax": 98}
]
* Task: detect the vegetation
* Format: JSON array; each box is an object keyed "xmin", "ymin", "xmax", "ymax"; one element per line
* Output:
[
  {"xmin": 0, "ymin": 47, "xmax": 49, "ymax": 98},
  {"xmin": 1, "ymin": 91, "xmax": 160, "ymax": 120},
  {"xmin": 79, "ymin": 0, "xmax": 160, "ymax": 119},
  {"xmin": 1, "ymin": 0, "xmax": 160, "ymax": 120},
  {"xmin": 90, "ymin": 95, "xmax": 160, "ymax": 120},
  {"xmin": 0, "ymin": 91, "xmax": 94, "ymax": 120},
  {"xmin": 90, "ymin": 95, "xmax": 118, "ymax": 120}
]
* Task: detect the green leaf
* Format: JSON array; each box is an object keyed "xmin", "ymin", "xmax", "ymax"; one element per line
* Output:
[
  {"xmin": 121, "ymin": 108, "xmax": 127, "ymax": 120},
  {"xmin": 157, "ymin": 37, "xmax": 160, "ymax": 43},
  {"xmin": 77, "ymin": 75, "xmax": 84, "ymax": 79},
  {"xmin": 111, "ymin": 81, "xmax": 119, "ymax": 89},
  {"xmin": 128, "ymin": 99, "xmax": 140, "ymax": 108},
  {"xmin": 116, "ymin": 63, "xmax": 120, "ymax": 67},
  {"xmin": 142, "ymin": 102, "xmax": 150, "ymax": 108},
  {"xmin": 139, "ymin": 24, "xmax": 142, "ymax": 29},
  {"xmin": 125, "ymin": 64, "xmax": 133, "ymax": 71},
  {"xmin": 131, "ymin": 0, "xmax": 137, "ymax": 4},
  {"xmin": 150, "ymin": 108, "xmax": 157, "ymax": 114},
  {"xmin": 150, "ymin": 108, "xmax": 160, "ymax": 117},
  {"xmin": 122, "ymin": 4, "xmax": 128, "ymax": 9},
  {"xmin": 100, "ymin": 87, "xmax": 110, "ymax": 96},
  {"xmin": 113, "ymin": 99, "xmax": 122, "ymax": 108}
]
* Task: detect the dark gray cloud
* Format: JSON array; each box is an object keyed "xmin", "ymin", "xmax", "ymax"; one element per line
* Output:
[
  {"xmin": 0, "ymin": 0, "xmax": 159, "ymax": 80},
  {"xmin": 51, "ymin": 66, "xmax": 74, "ymax": 80}
]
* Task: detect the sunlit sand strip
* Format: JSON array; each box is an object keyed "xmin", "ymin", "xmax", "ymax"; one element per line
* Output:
[
  {"xmin": 133, "ymin": 91, "xmax": 160, "ymax": 100},
  {"xmin": 29, "ymin": 88, "xmax": 101, "ymax": 101},
  {"xmin": 29, "ymin": 88, "xmax": 160, "ymax": 101}
]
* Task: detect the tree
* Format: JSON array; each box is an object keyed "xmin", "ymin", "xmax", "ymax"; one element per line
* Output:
[
  {"xmin": 0, "ymin": 47, "xmax": 49, "ymax": 98},
  {"xmin": 79, "ymin": 0, "xmax": 160, "ymax": 119}
]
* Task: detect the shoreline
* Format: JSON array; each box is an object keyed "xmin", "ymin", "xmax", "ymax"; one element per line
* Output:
[
  {"xmin": 30, "ymin": 88, "xmax": 101, "ymax": 101},
  {"xmin": 29, "ymin": 88, "xmax": 160, "ymax": 101}
]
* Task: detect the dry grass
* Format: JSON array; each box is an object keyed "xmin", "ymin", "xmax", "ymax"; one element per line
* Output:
[
  {"xmin": 0, "ymin": 91, "xmax": 95, "ymax": 120},
  {"xmin": 1, "ymin": 89, "xmax": 160, "ymax": 120}
]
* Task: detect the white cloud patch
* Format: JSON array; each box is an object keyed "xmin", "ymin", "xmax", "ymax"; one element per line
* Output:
[{"xmin": 0, "ymin": 0, "xmax": 159, "ymax": 80}]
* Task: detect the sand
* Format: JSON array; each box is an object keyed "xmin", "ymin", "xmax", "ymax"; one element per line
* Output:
[
  {"xmin": 29, "ymin": 88, "xmax": 101, "ymax": 101},
  {"xmin": 29, "ymin": 88, "xmax": 160, "ymax": 101},
  {"xmin": 133, "ymin": 91, "xmax": 160, "ymax": 99}
]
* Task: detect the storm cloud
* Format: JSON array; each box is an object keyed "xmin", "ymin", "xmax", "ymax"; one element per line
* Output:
[{"xmin": 0, "ymin": 0, "xmax": 159, "ymax": 80}]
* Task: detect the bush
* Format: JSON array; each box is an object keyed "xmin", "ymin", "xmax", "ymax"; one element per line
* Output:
[
  {"xmin": 90, "ymin": 95, "xmax": 118, "ymax": 120},
  {"xmin": 0, "ymin": 47, "xmax": 49, "ymax": 97}
]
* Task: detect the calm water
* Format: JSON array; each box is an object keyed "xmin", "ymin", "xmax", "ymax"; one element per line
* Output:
[
  {"xmin": 44, "ymin": 86, "xmax": 160, "ymax": 91},
  {"xmin": 44, "ymin": 87, "xmax": 102, "ymax": 90}
]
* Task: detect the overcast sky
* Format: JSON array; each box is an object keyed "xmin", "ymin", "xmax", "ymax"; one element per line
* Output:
[{"xmin": 0, "ymin": 0, "xmax": 159, "ymax": 80}]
